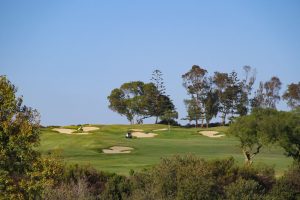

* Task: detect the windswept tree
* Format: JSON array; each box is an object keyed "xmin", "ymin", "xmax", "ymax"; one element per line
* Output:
[
  {"xmin": 283, "ymin": 82, "xmax": 300, "ymax": 110},
  {"xmin": 108, "ymin": 81, "xmax": 175, "ymax": 124},
  {"xmin": 108, "ymin": 81, "xmax": 145, "ymax": 124},
  {"xmin": 182, "ymin": 65, "xmax": 208, "ymax": 127}
]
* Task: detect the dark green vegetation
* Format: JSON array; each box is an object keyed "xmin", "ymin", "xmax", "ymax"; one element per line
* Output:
[
  {"xmin": 43, "ymin": 155, "xmax": 300, "ymax": 200},
  {"xmin": 39, "ymin": 124, "xmax": 293, "ymax": 176}
]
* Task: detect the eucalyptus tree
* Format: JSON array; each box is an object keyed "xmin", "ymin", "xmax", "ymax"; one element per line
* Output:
[
  {"xmin": 182, "ymin": 65, "xmax": 208, "ymax": 127},
  {"xmin": 183, "ymin": 97, "xmax": 202, "ymax": 127},
  {"xmin": 283, "ymin": 82, "xmax": 300, "ymax": 110},
  {"xmin": 213, "ymin": 72, "xmax": 230, "ymax": 125},
  {"xmin": 251, "ymin": 76, "xmax": 282, "ymax": 109}
]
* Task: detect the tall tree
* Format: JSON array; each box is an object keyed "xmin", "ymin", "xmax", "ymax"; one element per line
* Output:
[
  {"xmin": 237, "ymin": 66, "xmax": 256, "ymax": 116},
  {"xmin": 283, "ymin": 82, "xmax": 300, "ymax": 110},
  {"xmin": 213, "ymin": 72, "xmax": 230, "ymax": 125},
  {"xmin": 150, "ymin": 70, "xmax": 171, "ymax": 123},
  {"xmin": 203, "ymin": 89, "xmax": 219, "ymax": 128},
  {"xmin": 251, "ymin": 82, "xmax": 265, "ymax": 109},
  {"xmin": 0, "ymin": 76, "xmax": 40, "ymax": 198},
  {"xmin": 251, "ymin": 76, "xmax": 282, "ymax": 109},
  {"xmin": 264, "ymin": 76, "xmax": 282, "ymax": 109},
  {"xmin": 182, "ymin": 65, "xmax": 208, "ymax": 127}
]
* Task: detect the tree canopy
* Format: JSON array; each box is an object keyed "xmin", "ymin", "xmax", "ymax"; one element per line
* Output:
[{"xmin": 107, "ymin": 81, "xmax": 175, "ymax": 124}]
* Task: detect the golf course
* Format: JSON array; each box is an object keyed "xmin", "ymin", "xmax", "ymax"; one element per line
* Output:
[{"xmin": 39, "ymin": 124, "xmax": 293, "ymax": 175}]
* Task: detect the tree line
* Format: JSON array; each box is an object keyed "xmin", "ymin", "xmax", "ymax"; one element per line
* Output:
[{"xmin": 108, "ymin": 65, "xmax": 300, "ymax": 126}]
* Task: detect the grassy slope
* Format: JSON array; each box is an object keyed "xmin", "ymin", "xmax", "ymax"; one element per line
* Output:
[{"xmin": 39, "ymin": 124, "xmax": 292, "ymax": 175}]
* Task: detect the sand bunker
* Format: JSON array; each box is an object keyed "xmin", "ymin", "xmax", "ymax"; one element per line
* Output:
[
  {"xmin": 131, "ymin": 132, "xmax": 158, "ymax": 138},
  {"xmin": 53, "ymin": 126, "xmax": 99, "ymax": 135},
  {"xmin": 82, "ymin": 127, "xmax": 99, "ymax": 132},
  {"xmin": 153, "ymin": 128, "xmax": 168, "ymax": 131},
  {"xmin": 200, "ymin": 131, "xmax": 225, "ymax": 138},
  {"xmin": 53, "ymin": 128, "xmax": 74, "ymax": 134},
  {"xmin": 130, "ymin": 129, "xmax": 144, "ymax": 132},
  {"xmin": 103, "ymin": 146, "xmax": 133, "ymax": 154}
]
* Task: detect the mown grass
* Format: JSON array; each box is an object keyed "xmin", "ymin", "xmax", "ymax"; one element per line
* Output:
[{"xmin": 38, "ymin": 124, "xmax": 292, "ymax": 175}]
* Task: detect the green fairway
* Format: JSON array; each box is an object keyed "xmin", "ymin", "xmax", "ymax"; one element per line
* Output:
[{"xmin": 39, "ymin": 124, "xmax": 293, "ymax": 175}]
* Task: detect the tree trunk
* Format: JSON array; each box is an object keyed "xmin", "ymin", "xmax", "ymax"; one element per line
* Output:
[
  {"xmin": 222, "ymin": 113, "xmax": 226, "ymax": 125},
  {"xmin": 195, "ymin": 119, "xmax": 198, "ymax": 128},
  {"xmin": 155, "ymin": 116, "xmax": 159, "ymax": 124},
  {"xmin": 201, "ymin": 118, "xmax": 204, "ymax": 128},
  {"xmin": 242, "ymin": 150, "xmax": 252, "ymax": 166},
  {"xmin": 206, "ymin": 121, "xmax": 209, "ymax": 128}
]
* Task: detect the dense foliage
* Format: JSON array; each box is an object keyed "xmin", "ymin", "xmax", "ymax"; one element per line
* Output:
[
  {"xmin": 41, "ymin": 155, "xmax": 300, "ymax": 200},
  {"xmin": 228, "ymin": 108, "xmax": 300, "ymax": 164}
]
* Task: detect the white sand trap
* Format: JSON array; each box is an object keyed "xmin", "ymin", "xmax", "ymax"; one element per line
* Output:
[
  {"xmin": 132, "ymin": 132, "xmax": 158, "ymax": 138},
  {"xmin": 153, "ymin": 128, "xmax": 168, "ymax": 131},
  {"xmin": 53, "ymin": 128, "xmax": 75, "ymax": 134},
  {"xmin": 200, "ymin": 131, "xmax": 225, "ymax": 138},
  {"xmin": 103, "ymin": 146, "xmax": 133, "ymax": 154},
  {"xmin": 130, "ymin": 129, "xmax": 144, "ymax": 132},
  {"xmin": 52, "ymin": 126, "xmax": 99, "ymax": 135},
  {"xmin": 82, "ymin": 127, "xmax": 99, "ymax": 132}
]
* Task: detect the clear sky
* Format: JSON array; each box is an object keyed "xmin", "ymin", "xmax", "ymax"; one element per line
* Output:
[{"xmin": 1, "ymin": 0, "xmax": 300, "ymax": 125}]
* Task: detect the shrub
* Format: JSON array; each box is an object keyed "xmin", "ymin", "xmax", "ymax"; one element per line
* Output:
[{"xmin": 225, "ymin": 178, "xmax": 264, "ymax": 200}]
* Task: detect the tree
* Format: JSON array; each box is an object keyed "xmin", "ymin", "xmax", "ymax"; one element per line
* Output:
[
  {"xmin": 237, "ymin": 66, "xmax": 256, "ymax": 116},
  {"xmin": 160, "ymin": 109, "xmax": 178, "ymax": 131},
  {"xmin": 277, "ymin": 109, "xmax": 300, "ymax": 162},
  {"xmin": 0, "ymin": 76, "xmax": 41, "ymax": 198},
  {"xmin": 108, "ymin": 81, "xmax": 175, "ymax": 124},
  {"xmin": 182, "ymin": 65, "xmax": 208, "ymax": 127},
  {"xmin": 150, "ymin": 70, "xmax": 174, "ymax": 123},
  {"xmin": 264, "ymin": 76, "xmax": 282, "ymax": 109},
  {"xmin": 213, "ymin": 72, "xmax": 230, "ymax": 125},
  {"xmin": 251, "ymin": 81, "xmax": 265, "ymax": 109},
  {"xmin": 251, "ymin": 76, "xmax": 282, "ymax": 110},
  {"xmin": 283, "ymin": 82, "xmax": 300, "ymax": 110},
  {"xmin": 183, "ymin": 97, "xmax": 202, "ymax": 127},
  {"xmin": 203, "ymin": 89, "xmax": 219, "ymax": 128},
  {"xmin": 228, "ymin": 108, "xmax": 281, "ymax": 165}
]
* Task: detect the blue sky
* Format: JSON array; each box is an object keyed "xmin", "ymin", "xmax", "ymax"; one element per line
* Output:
[{"xmin": 1, "ymin": 0, "xmax": 300, "ymax": 125}]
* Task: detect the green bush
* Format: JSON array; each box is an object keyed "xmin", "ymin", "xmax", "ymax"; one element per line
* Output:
[{"xmin": 224, "ymin": 178, "xmax": 264, "ymax": 200}]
